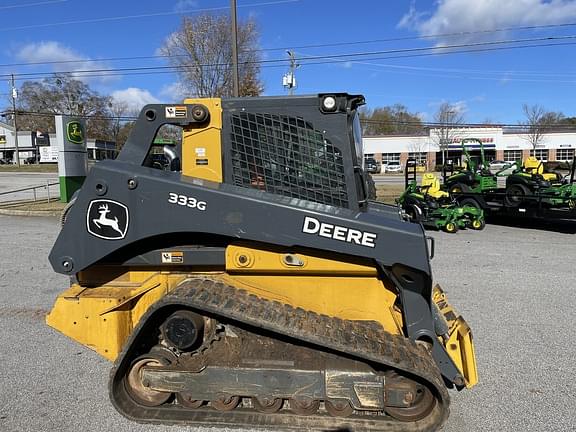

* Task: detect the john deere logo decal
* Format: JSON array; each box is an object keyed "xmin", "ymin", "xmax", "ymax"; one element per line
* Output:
[
  {"xmin": 87, "ymin": 199, "xmax": 129, "ymax": 240},
  {"xmin": 67, "ymin": 121, "xmax": 84, "ymax": 144}
]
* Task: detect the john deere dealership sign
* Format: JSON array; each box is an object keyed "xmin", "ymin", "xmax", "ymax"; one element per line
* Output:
[
  {"xmin": 56, "ymin": 116, "xmax": 87, "ymax": 203},
  {"xmin": 66, "ymin": 121, "xmax": 84, "ymax": 144}
]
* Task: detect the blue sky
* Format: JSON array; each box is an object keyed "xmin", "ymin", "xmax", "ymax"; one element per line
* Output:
[{"xmin": 2, "ymin": 0, "xmax": 576, "ymax": 124}]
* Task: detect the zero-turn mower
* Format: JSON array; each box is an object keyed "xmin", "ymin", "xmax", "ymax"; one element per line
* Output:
[
  {"xmin": 443, "ymin": 138, "xmax": 498, "ymax": 194},
  {"xmin": 399, "ymin": 163, "xmax": 485, "ymax": 233}
]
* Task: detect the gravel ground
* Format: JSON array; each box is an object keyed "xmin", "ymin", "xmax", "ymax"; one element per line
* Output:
[{"xmin": 0, "ymin": 215, "xmax": 574, "ymax": 432}]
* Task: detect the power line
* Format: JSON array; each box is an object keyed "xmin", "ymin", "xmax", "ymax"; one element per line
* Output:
[
  {"xmin": 260, "ymin": 21, "xmax": 576, "ymax": 52},
  {"xmin": 4, "ymin": 35, "xmax": 576, "ymax": 81},
  {"xmin": 8, "ymin": 42, "xmax": 576, "ymax": 83},
  {"xmin": 360, "ymin": 118, "xmax": 576, "ymax": 130},
  {"xmin": 14, "ymin": 109, "xmax": 576, "ymax": 130},
  {"xmin": 0, "ymin": 0, "xmax": 299, "ymax": 33},
  {"xmin": 0, "ymin": 0, "xmax": 67, "ymax": 10},
  {"xmin": 3, "ymin": 20, "xmax": 576, "ymax": 70}
]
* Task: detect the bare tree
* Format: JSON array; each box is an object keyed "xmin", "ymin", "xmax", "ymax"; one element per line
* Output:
[
  {"xmin": 520, "ymin": 104, "xmax": 563, "ymax": 154},
  {"xmin": 360, "ymin": 104, "xmax": 423, "ymax": 136},
  {"xmin": 408, "ymin": 140, "xmax": 427, "ymax": 167},
  {"xmin": 431, "ymin": 103, "xmax": 465, "ymax": 166},
  {"xmin": 16, "ymin": 74, "xmax": 112, "ymax": 139},
  {"xmin": 108, "ymin": 101, "xmax": 141, "ymax": 150},
  {"xmin": 520, "ymin": 104, "xmax": 546, "ymax": 152},
  {"xmin": 161, "ymin": 14, "xmax": 263, "ymax": 97},
  {"xmin": 109, "ymin": 100, "xmax": 128, "ymax": 146}
]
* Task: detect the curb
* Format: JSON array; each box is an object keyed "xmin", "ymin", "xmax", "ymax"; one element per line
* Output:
[{"xmin": 0, "ymin": 208, "xmax": 60, "ymax": 217}]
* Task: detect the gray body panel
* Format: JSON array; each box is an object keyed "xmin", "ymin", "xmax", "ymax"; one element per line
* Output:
[{"xmin": 50, "ymin": 160, "xmax": 430, "ymax": 275}]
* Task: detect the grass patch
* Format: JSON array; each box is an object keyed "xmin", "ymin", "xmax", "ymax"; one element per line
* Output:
[
  {"xmin": 375, "ymin": 184, "xmax": 405, "ymax": 205},
  {"xmin": 0, "ymin": 164, "xmax": 58, "ymax": 173},
  {"xmin": 0, "ymin": 198, "xmax": 65, "ymax": 211}
]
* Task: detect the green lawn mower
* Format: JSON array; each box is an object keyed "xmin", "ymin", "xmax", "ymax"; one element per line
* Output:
[
  {"xmin": 398, "ymin": 170, "xmax": 485, "ymax": 233},
  {"xmin": 443, "ymin": 138, "xmax": 498, "ymax": 194},
  {"xmin": 505, "ymin": 156, "xmax": 576, "ymax": 208}
]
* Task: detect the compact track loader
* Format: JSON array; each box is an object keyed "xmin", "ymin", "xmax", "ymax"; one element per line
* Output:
[{"xmin": 47, "ymin": 94, "xmax": 477, "ymax": 431}]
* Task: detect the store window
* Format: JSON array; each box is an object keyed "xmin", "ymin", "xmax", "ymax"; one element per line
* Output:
[
  {"xmin": 556, "ymin": 148, "xmax": 575, "ymax": 161},
  {"xmin": 408, "ymin": 152, "xmax": 427, "ymax": 165},
  {"xmin": 381, "ymin": 153, "xmax": 401, "ymax": 164},
  {"xmin": 503, "ymin": 150, "xmax": 522, "ymax": 162},
  {"xmin": 529, "ymin": 149, "xmax": 549, "ymax": 161},
  {"xmin": 0, "ymin": 135, "xmax": 6, "ymax": 144}
]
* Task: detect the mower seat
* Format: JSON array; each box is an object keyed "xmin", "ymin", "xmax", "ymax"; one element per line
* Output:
[
  {"xmin": 421, "ymin": 173, "xmax": 449, "ymax": 199},
  {"xmin": 524, "ymin": 157, "xmax": 557, "ymax": 181}
]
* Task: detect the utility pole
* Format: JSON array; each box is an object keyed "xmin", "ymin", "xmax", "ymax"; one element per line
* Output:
[
  {"xmin": 230, "ymin": 0, "xmax": 240, "ymax": 97},
  {"xmin": 10, "ymin": 74, "xmax": 20, "ymax": 167},
  {"xmin": 283, "ymin": 50, "xmax": 299, "ymax": 95}
]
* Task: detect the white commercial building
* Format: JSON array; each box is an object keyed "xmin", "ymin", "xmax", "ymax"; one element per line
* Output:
[
  {"xmin": 363, "ymin": 126, "xmax": 576, "ymax": 170},
  {"xmin": 0, "ymin": 121, "xmax": 115, "ymax": 163}
]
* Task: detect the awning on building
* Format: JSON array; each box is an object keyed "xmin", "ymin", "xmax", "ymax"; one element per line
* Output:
[{"xmin": 447, "ymin": 143, "xmax": 496, "ymax": 150}]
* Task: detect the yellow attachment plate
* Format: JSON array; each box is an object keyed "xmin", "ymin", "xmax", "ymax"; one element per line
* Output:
[{"xmin": 433, "ymin": 285, "xmax": 478, "ymax": 388}]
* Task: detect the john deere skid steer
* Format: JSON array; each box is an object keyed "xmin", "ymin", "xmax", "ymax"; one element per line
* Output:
[{"xmin": 47, "ymin": 94, "xmax": 477, "ymax": 431}]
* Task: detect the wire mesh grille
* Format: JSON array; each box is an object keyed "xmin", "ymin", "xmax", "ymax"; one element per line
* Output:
[{"xmin": 230, "ymin": 112, "xmax": 348, "ymax": 207}]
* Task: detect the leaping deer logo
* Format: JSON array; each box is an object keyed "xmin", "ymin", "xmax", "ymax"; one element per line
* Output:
[
  {"xmin": 87, "ymin": 199, "xmax": 129, "ymax": 240},
  {"xmin": 93, "ymin": 203, "xmax": 123, "ymax": 236}
]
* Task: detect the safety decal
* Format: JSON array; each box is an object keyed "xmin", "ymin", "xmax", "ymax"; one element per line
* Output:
[
  {"xmin": 86, "ymin": 199, "xmax": 129, "ymax": 240},
  {"xmin": 165, "ymin": 106, "xmax": 187, "ymax": 119},
  {"xmin": 161, "ymin": 251, "xmax": 184, "ymax": 264}
]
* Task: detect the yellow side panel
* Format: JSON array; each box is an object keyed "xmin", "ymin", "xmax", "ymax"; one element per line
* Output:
[
  {"xmin": 222, "ymin": 274, "xmax": 403, "ymax": 336},
  {"xmin": 224, "ymin": 245, "xmax": 402, "ymax": 335},
  {"xmin": 226, "ymin": 244, "xmax": 378, "ymax": 276},
  {"xmin": 46, "ymin": 273, "xmax": 184, "ymax": 361},
  {"xmin": 181, "ymin": 98, "xmax": 223, "ymax": 182}
]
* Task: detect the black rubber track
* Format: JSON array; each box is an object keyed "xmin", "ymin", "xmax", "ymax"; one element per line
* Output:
[{"xmin": 110, "ymin": 277, "xmax": 450, "ymax": 432}]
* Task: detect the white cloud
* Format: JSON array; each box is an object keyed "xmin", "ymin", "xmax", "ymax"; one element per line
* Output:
[
  {"xmin": 14, "ymin": 41, "xmax": 116, "ymax": 83},
  {"xmin": 111, "ymin": 88, "xmax": 160, "ymax": 112},
  {"xmin": 428, "ymin": 99, "xmax": 468, "ymax": 114},
  {"xmin": 399, "ymin": 0, "xmax": 576, "ymax": 44},
  {"xmin": 174, "ymin": 0, "xmax": 198, "ymax": 12},
  {"xmin": 451, "ymin": 100, "xmax": 468, "ymax": 115},
  {"xmin": 158, "ymin": 82, "xmax": 187, "ymax": 102}
]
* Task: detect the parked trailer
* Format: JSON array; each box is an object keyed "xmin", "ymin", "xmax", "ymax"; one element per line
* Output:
[
  {"xmin": 451, "ymin": 157, "xmax": 576, "ymax": 222},
  {"xmin": 452, "ymin": 190, "xmax": 576, "ymax": 222}
]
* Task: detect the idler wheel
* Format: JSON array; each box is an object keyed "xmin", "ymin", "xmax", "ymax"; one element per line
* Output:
[
  {"xmin": 124, "ymin": 354, "xmax": 172, "ymax": 407},
  {"xmin": 385, "ymin": 385, "xmax": 435, "ymax": 421},
  {"xmin": 325, "ymin": 399, "xmax": 354, "ymax": 417},
  {"xmin": 176, "ymin": 392, "xmax": 204, "ymax": 409},
  {"xmin": 252, "ymin": 397, "xmax": 283, "ymax": 413},
  {"xmin": 289, "ymin": 397, "xmax": 320, "ymax": 415},
  {"xmin": 211, "ymin": 395, "xmax": 240, "ymax": 411}
]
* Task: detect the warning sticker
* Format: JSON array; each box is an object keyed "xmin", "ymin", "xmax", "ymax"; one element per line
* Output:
[
  {"xmin": 161, "ymin": 251, "xmax": 184, "ymax": 264},
  {"xmin": 165, "ymin": 106, "xmax": 187, "ymax": 119}
]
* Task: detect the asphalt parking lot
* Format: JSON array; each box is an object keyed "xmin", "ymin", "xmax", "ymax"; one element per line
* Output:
[{"xmin": 0, "ymin": 215, "xmax": 574, "ymax": 432}]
